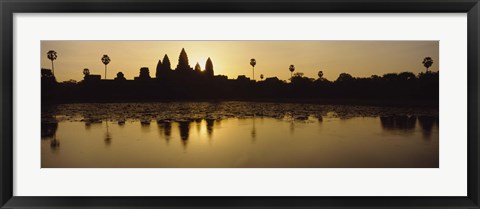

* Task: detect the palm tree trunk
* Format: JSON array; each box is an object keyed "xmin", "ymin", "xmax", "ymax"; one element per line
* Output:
[
  {"xmin": 252, "ymin": 67, "xmax": 255, "ymax": 81},
  {"xmin": 51, "ymin": 60, "xmax": 55, "ymax": 76},
  {"xmin": 104, "ymin": 65, "xmax": 107, "ymax": 79}
]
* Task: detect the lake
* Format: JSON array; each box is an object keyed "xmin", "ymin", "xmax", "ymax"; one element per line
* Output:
[{"xmin": 41, "ymin": 102, "xmax": 439, "ymax": 168}]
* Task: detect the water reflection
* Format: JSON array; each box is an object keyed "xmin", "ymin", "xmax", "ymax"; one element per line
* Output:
[
  {"xmin": 195, "ymin": 118, "xmax": 202, "ymax": 133},
  {"xmin": 178, "ymin": 120, "xmax": 192, "ymax": 148},
  {"xmin": 42, "ymin": 110, "xmax": 439, "ymax": 168},
  {"xmin": 41, "ymin": 121, "xmax": 58, "ymax": 139},
  {"xmin": 380, "ymin": 116, "xmax": 417, "ymax": 131},
  {"xmin": 42, "ymin": 115, "xmax": 440, "ymax": 151},
  {"xmin": 140, "ymin": 119, "xmax": 151, "ymax": 134},
  {"xmin": 41, "ymin": 118, "xmax": 60, "ymax": 150},
  {"xmin": 418, "ymin": 116, "xmax": 438, "ymax": 139},
  {"xmin": 205, "ymin": 119, "xmax": 214, "ymax": 138},
  {"xmin": 104, "ymin": 120, "xmax": 112, "ymax": 145},
  {"xmin": 251, "ymin": 117, "xmax": 257, "ymax": 141},
  {"xmin": 380, "ymin": 115, "xmax": 438, "ymax": 140},
  {"xmin": 157, "ymin": 120, "xmax": 172, "ymax": 141}
]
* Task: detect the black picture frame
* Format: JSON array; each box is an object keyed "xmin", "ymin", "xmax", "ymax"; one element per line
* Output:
[{"xmin": 1, "ymin": 0, "xmax": 479, "ymax": 208}]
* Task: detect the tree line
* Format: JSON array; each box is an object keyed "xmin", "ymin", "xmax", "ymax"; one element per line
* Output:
[{"xmin": 41, "ymin": 69, "xmax": 438, "ymax": 105}]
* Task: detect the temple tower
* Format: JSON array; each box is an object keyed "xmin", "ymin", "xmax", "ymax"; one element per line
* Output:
[
  {"xmin": 176, "ymin": 48, "xmax": 192, "ymax": 72},
  {"xmin": 204, "ymin": 57, "xmax": 214, "ymax": 77}
]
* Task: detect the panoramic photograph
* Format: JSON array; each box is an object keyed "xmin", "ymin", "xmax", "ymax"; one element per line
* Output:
[{"xmin": 41, "ymin": 41, "xmax": 439, "ymax": 168}]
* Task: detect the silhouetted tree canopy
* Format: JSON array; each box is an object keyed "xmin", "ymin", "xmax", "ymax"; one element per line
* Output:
[
  {"xmin": 41, "ymin": 68, "xmax": 54, "ymax": 79},
  {"xmin": 115, "ymin": 72, "xmax": 126, "ymax": 81},
  {"xmin": 83, "ymin": 68, "xmax": 90, "ymax": 76},
  {"xmin": 423, "ymin": 57, "xmax": 434, "ymax": 72},
  {"xmin": 250, "ymin": 59, "xmax": 256, "ymax": 67},
  {"xmin": 336, "ymin": 73, "xmax": 354, "ymax": 83},
  {"xmin": 289, "ymin": 65, "xmax": 295, "ymax": 80},
  {"xmin": 47, "ymin": 50, "xmax": 57, "ymax": 62},
  {"xmin": 318, "ymin": 70, "xmax": 324, "ymax": 79}
]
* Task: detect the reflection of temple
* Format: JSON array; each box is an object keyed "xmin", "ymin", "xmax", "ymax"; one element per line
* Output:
[
  {"xmin": 156, "ymin": 118, "xmax": 220, "ymax": 148},
  {"xmin": 380, "ymin": 115, "xmax": 438, "ymax": 139},
  {"xmin": 380, "ymin": 116, "xmax": 417, "ymax": 130},
  {"xmin": 157, "ymin": 120, "xmax": 172, "ymax": 141},
  {"xmin": 205, "ymin": 119, "xmax": 215, "ymax": 137},
  {"xmin": 178, "ymin": 120, "xmax": 191, "ymax": 146}
]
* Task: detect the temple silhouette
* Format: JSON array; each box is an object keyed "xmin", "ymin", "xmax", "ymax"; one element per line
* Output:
[
  {"xmin": 41, "ymin": 48, "xmax": 439, "ymax": 105},
  {"xmin": 81, "ymin": 48, "xmax": 217, "ymax": 83}
]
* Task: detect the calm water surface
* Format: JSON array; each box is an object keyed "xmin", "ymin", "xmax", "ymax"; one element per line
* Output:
[{"xmin": 41, "ymin": 102, "xmax": 439, "ymax": 168}]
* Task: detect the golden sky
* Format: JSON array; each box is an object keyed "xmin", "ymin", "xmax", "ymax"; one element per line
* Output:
[{"xmin": 41, "ymin": 41, "xmax": 439, "ymax": 82}]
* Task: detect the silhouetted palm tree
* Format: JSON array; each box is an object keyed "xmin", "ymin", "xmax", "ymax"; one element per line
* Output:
[
  {"xmin": 47, "ymin": 50, "xmax": 57, "ymax": 76},
  {"xmin": 101, "ymin": 55, "xmax": 111, "ymax": 79},
  {"xmin": 423, "ymin": 57, "xmax": 433, "ymax": 73},
  {"xmin": 83, "ymin": 68, "xmax": 90, "ymax": 76},
  {"xmin": 318, "ymin": 70, "xmax": 324, "ymax": 79},
  {"xmin": 260, "ymin": 74, "xmax": 264, "ymax": 80},
  {"xmin": 289, "ymin": 65, "xmax": 295, "ymax": 81},
  {"xmin": 250, "ymin": 58, "xmax": 256, "ymax": 80}
]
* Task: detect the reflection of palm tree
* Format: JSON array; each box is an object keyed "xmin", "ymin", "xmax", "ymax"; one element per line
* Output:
[
  {"xmin": 250, "ymin": 58, "xmax": 256, "ymax": 80},
  {"xmin": 101, "ymin": 54, "xmax": 111, "ymax": 79},
  {"xmin": 47, "ymin": 50, "xmax": 58, "ymax": 76},
  {"xmin": 50, "ymin": 132, "xmax": 60, "ymax": 149},
  {"xmin": 422, "ymin": 57, "xmax": 433, "ymax": 73},
  {"xmin": 104, "ymin": 120, "xmax": 111, "ymax": 145},
  {"xmin": 251, "ymin": 116, "xmax": 256, "ymax": 142},
  {"xmin": 289, "ymin": 65, "xmax": 295, "ymax": 81}
]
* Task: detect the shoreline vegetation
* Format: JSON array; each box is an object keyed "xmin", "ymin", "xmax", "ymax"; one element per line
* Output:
[
  {"xmin": 41, "ymin": 70, "xmax": 439, "ymax": 106},
  {"xmin": 42, "ymin": 98, "xmax": 438, "ymax": 107}
]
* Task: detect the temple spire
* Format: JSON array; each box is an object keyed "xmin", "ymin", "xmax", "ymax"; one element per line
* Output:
[
  {"xmin": 205, "ymin": 57, "xmax": 214, "ymax": 77},
  {"xmin": 162, "ymin": 54, "xmax": 171, "ymax": 71},
  {"xmin": 176, "ymin": 48, "xmax": 191, "ymax": 71},
  {"xmin": 194, "ymin": 62, "xmax": 201, "ymax": 73},
  {"xmin": 155, "ymin": 59, "xmax": 162, "ymax": 78}
]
